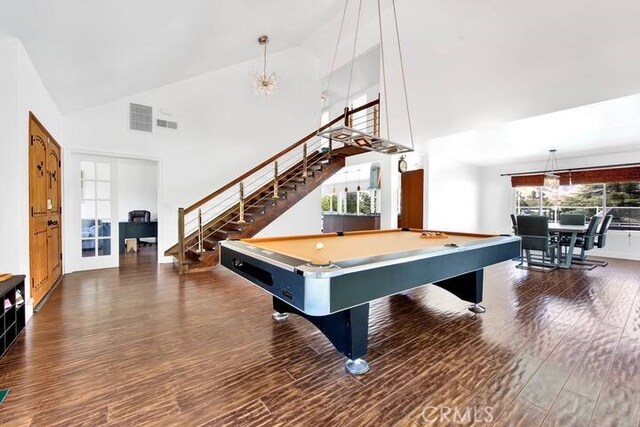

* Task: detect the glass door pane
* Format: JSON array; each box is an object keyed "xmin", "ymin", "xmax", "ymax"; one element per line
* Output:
[{"xmin": 81, "ymin": 161, "xmax": 112, "ymax": 257}]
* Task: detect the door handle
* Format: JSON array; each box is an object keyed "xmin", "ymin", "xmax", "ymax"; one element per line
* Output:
[{"xmin": 47, "ymin": 220, "xmax": 58, "ymax": 226}]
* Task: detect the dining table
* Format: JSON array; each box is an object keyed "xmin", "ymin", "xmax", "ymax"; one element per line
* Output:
[{"xmin": 548, "ymin": 222, "xmax": 589, "ymax": 269}]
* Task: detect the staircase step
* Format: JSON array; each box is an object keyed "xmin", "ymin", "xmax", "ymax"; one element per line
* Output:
[
  {"xmin": 280, "ymin": 184, "xmax": 297, "ymax": 191},
  {"xmin": 185, "ymin": 249, "xmax": 202, "ymax": 262},
  {"xmin": 202, "ymin": 238, "xmax": 218, "ymax": 251},
  {"xmin": 223, "ymin": 221, "xmax": 246, "ymax": 231},
  {"xmin": 244, "ymin": 212, "xmax": 264, "ymax": 221},
  {"xmin": 210, "ymin": 230, "xmax": 240, "ymax": 241},
  {"xmin": 245, "ymin": 205, "xmax": 268, "ymax": 214},
  {"xmin": 309, "ymin": 164, "xmax": 323, "ymax": 171}
]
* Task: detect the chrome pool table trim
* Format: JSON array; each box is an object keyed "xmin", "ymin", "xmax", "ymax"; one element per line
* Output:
[{"xmin": 220, "ymin": 235, "xmax": 520, "ymax": 278}]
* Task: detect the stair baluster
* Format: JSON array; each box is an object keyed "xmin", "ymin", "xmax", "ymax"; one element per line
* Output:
[
  {"xmin": 238, "ymin": 182, "xmax": 246, "ymax": 224},
  {"xmin": 178, "ymin": 207, "xmax": 185, "ymax": 273},
  {"xmin": 197, "ymin": 208, "xmax": 203, "ymax": 253},
  {"xmin": 273, "ymin": 161, "xmax": 279, "ymax": 199},
  {"xmin": 374, "ymin": 105, "xmax": 379, "ymax": 136},
  {"xmin": 301, "ymin": 143, "xmax": 307, "ymax": 178}
]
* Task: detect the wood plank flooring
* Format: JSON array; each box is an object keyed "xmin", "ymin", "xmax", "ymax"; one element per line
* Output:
[{"xmin": 1, "ymin": 247, "xmax": 639, "ymax": 426}]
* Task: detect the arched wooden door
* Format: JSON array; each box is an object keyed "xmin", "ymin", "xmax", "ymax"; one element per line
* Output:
[{"xmin": 29, "ymin": 113, "xmax": 62, "ymax": 307}]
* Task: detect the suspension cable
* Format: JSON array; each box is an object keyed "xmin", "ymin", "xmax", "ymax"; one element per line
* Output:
[
  {"xmin": 345, "ymin": 0, "xmax": 363, "ymax": 110},
  {"xmin": 377, "ymin": 0, "xmax": 390, "ymax": 140},
  {"xmin": 392, "ymin": 0, "xmax": 414, "ymax": 149},
  {"xmin": 320, "ymin": 0, "xmax": 350, "ymax": 130}
]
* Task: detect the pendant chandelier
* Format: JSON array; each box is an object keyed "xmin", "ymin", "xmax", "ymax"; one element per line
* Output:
[
  {"xmin": 543, "ymin": 149, "xmax": 561, "ymax": 191},
  {"xmin": 318, "ymin": 0, "xmax": 414, "ymax": 155},
  {"xmin": 253, "ymin": 35, "xmax": 278, "ymax": 96}
]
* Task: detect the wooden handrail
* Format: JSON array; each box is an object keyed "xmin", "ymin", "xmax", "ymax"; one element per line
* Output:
[
  {"xmin": 349, "ymin": 98, "xmax": 380, "ymax": 116},
  {"xmin": 184, "ymin": 98, "xmax": 379, "ymax": 214}
]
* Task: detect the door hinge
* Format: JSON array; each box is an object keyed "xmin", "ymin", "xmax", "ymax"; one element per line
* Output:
[
  {"xmin": 31, "ymin": 206, "xmax": 34, "ymax": 216},
  {"xmin": 60, "ymin": 253, "xmax": 62, "ymax": 260},
  {"xmin": 59, "ymin": 160, "xmax": 61, "ymax": 167}
]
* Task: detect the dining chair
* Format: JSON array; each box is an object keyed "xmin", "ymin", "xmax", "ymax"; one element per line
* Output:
[
  {"xmin": 583, "ymin": 214, "xmax": 613, "ymax": 267},
  {"xmin": 515, "ymin": 215, "xmax": 559, "ymax": 271},
  {"xmin": 560, "ymin": 215, "xmax": 602, "ymax": 270},
  {"xmin": 559, "ymin": 213, "xmax": 586, "ymax": 225}
]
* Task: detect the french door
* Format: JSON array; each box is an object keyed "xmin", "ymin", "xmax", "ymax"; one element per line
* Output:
[{"xmin": 67, "ymin": 154, "xmax": 119, "ymax": 271}]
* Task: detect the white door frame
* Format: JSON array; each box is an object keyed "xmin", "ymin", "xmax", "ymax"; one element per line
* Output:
[
  {"xmin": 63, "ymin": 148, "xmax": 163, "ymax": 273},
  {"xmin": 66, "ymin": 153, "xmax": 119, "ymax": 272}
]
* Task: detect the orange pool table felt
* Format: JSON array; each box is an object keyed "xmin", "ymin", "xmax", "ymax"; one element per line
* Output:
[{"xmin": 242, "ymin": 229, "xmax": 494, "ymax": 266}]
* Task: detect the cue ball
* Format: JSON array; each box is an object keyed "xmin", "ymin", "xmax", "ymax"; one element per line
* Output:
[{"xmin": 316, "ymin": 242, "xmax": 325, "ymax": 250}]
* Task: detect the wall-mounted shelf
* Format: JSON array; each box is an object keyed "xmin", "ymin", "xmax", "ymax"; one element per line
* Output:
[{"xmin": 0, "ymin": 275, "xmax": 26, "ymax": 357}]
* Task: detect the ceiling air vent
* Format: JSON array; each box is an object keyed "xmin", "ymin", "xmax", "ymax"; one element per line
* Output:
[{"xmin": 129, "ymin": 103, "xmax": 153, "ymax": 132}]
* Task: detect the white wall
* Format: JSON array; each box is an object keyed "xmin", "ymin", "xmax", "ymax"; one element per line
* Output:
[
  {"xmin": 63, "ymin": 47, "xmax": 320, "ymax": 264},
  {"xmin": 257, "ymin": 187, "xmax": 323, "ymax": 238},
  {"xmin": 480, "ymin": 150, "xmax": 640, "ymax": 260},
  {"xmin": 0, "ymin": 40, "xmax": 20, "ymax": 276},
  {"xmin": 0, "ymin": 39, "xmax": 63, "ymax": 319},
  {"xmin": 426, "ymin": 156, "xmax": 481, "ymax": 232},
  {"xmin": 117, "ymin": 158, "xmax": 158, "ymax": 222}
]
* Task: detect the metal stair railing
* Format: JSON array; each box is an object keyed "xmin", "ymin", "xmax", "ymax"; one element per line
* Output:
[{"xmin": 171, "ymin": 99, "xmax": 380, "ymax": 270}]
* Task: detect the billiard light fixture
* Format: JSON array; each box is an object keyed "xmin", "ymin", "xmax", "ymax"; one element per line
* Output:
[
  {"xmin": 317, "ymin": 0, "xmax": 414, "ymax": 155},
  {"xmin": 543, "ymin": 149, "xmax": 561, "ymax": 192}
]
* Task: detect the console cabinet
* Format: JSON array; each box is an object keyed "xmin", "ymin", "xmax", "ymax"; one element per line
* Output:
[{"xmin": 1, "ymin": 275, "xmax": 26, "ymax": 357}]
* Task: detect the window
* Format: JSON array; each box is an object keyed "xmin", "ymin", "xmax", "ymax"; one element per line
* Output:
[
  {"xmin": 542, "ymin": 184, "xmax": 604, "ymax": 222},
  {"xmin": 321, "ymin": 189, "xmax": 380, "ymax": 215},
  {"xmin": 514, "ymin": 186, "xmax": 541, "ymax": 216},
  {"xmin": 514, "ymin": 181, "xmax": 640, "ymax": 230},
  {"xmin": 606, "ymin": 182, "xmax": 640, "ymax": 230},
  {"xmin": 321, "ymin": 193, "xmax": 338, "ymax": 212}
]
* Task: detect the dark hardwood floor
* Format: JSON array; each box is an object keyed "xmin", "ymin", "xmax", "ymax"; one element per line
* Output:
[{"xmin": 1, "ymin": 247, "xmax": 639, "ymax": 426}]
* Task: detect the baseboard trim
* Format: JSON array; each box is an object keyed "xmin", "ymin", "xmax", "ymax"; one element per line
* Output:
[
  {"xmin": 33, "ymin": 276, "xmax": 63, "ymax": 313},
  {"xmin": 588, "ymin": 251, "xmax": 640, "ymax": 262}
]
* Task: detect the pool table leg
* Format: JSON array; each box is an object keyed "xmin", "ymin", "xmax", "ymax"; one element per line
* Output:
[
  {"xmin": 432, "ymin": 269, "xmax": 486, "ymax": 314},
  {"xmin": 272, "ymin": 297, "xmax": 370, "ymax": 375},
  {"xmin": 272, "ymin": 311, "xmax": 289, "ymax": 321}
]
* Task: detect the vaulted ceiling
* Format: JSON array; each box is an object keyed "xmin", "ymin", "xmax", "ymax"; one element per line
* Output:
[
  {"xmin": 0, "ymin": 0, "xmax": 344, "ymax": 112},
  {"xmin": 2, "ymin": 0, "xmax": 640, "ymax": 164}
]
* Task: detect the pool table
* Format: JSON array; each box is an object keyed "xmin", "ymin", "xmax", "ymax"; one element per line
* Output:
[{"xmin": 219, "ymin": 229, "xmax": 520, "ymax": 375}]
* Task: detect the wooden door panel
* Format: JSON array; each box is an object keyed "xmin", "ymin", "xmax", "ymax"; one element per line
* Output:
[
  {"xmin": 400, "ymin": 169, "xmax": 424, "ymax": 229},
  {"xmin": 30, "ymin": 224, "xmax": 49, "ymax": 304},
  {"xmin": 29, "ymin": 113, "xmax": 62, "ymax": 306},
  {"xmin": 48, "ymin": 219, "xmax": 61, "ymax": 282},
  {"xmin": 30, "ymin": 134, "xmax": 48, "ymax": 216},
  {"xmin": 47, "ymin": 147, "xmax": 61, "ymax": 213}
]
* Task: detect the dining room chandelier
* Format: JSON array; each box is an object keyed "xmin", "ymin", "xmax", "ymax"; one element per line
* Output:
[
  {"xmin": 543, "ymin": 149, "xmax": 561, "ymax": 191},
  {"xmin": 317, "ymin": 0, "xmax": 415, "ymax": 155},
  {"xmin": 253, "ymin": 35, "xmax": 278, "ymax": 96}
]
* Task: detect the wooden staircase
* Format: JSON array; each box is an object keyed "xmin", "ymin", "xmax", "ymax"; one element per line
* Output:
[{"xmin": 165, "ymin": 99, "xmax": 379, "ymax": 273}]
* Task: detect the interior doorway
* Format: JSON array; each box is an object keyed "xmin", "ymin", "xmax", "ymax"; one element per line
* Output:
[
  {"xmin": 29, "ymin": 113, "xmax": 63, "ymax": 307},
  {"xmin": 64, "ymin": 153, "xmax": 159, "ymax": 273},
  {"xmin": 117, "ymin": 158, "xmax": 159, "ymax": 263}
]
